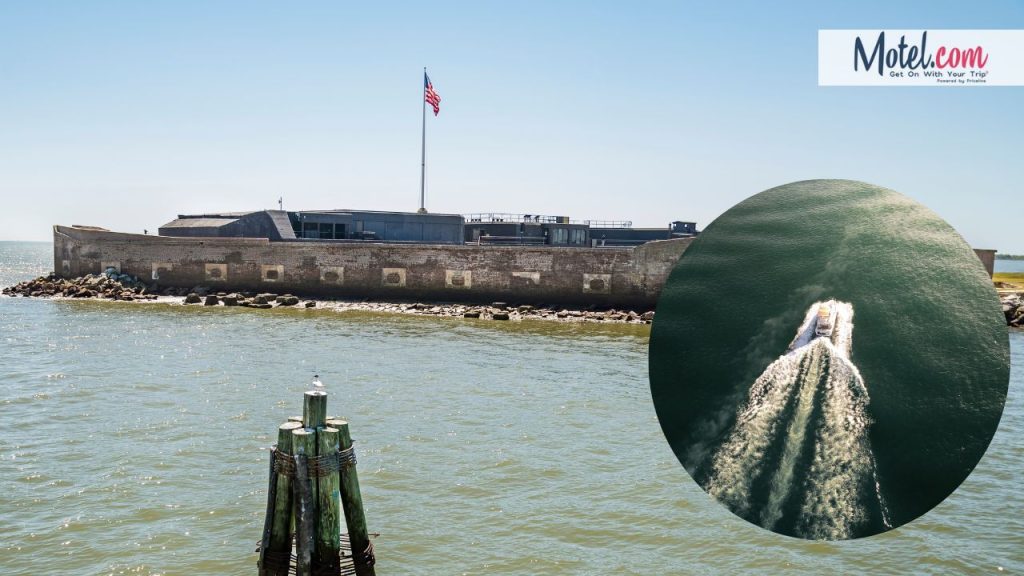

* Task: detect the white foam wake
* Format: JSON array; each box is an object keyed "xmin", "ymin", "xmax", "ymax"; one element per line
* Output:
[{"xmin": 703, "ymin": 300, "xmax": 889, "ymax": 539}]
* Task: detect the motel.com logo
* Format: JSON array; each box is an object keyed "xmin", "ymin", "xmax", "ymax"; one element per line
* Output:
[
  {"xmin": 855, "ymin": 31, "xmax": 986, "ymax": 81},
  {"xmin": 819, "ymin": 29, "xmax": 1024, "ymax": 86}
]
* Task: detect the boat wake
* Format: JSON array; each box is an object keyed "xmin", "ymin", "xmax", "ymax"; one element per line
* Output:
[{"xmin": 703, "ymin": 300, "xmax": 890, "ymax": 539}]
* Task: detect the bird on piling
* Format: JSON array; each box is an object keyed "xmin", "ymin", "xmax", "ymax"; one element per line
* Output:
[{"xmin": 311, "ymin": 374, "xmax": 324, "ymax": 393}]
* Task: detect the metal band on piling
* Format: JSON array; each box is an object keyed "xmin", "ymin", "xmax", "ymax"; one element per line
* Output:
[{"xmin": 273, "ymin": 446, "xmax": 356, "ymax": 478}]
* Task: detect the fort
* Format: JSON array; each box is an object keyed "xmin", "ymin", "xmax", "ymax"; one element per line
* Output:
[
  {"xmin": 50, "ymin": 207, "xmax": 997, "ymax": 309},
  {"xmin": 53, "ymin": 224, "xmax": 693, "ymax": 309}
]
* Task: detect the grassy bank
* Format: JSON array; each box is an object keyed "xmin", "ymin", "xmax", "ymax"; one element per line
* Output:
[
  {"xmin": 994, "ymin": 272, "xmax": 1024, "ymax": 289},
  {"xmin": 995, "ymin": 274, "xmax": 1024, "ymax": 307}
]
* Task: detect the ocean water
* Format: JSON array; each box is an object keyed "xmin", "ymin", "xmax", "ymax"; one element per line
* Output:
[
  {"xmin": 650, "ymin": 180, "xmax": 1011, "ymax": 540},
  {"xmin": 1, "ymin": 240, "xmax": 1022, "ymax": 574}
]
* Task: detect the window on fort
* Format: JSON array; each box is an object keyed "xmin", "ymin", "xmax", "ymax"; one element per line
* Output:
[
  {"xmin": 569, "ymin": 229, "xmax": 586, "ymax": 245},
  {"xmin": 319, "ymin": 223, "xmax": 333, "ymax": 239},
  {"xmin": 302, "ymin": 222, "xmax": 318, "ymax": 239},
  {"xmin": 333, "ymin": 224, "xmax": 346, "ymax": 240},
  {"xmin": 552, "ymin": 228, "xmax": 568, "ymax": 244}
]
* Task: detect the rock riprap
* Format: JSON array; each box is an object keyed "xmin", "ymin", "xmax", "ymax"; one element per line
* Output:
[
  {"xmin": 2, "ymin": 270, "xmax": 157, "ymax": 301},
  {"xmin": 4, "ymin": 273, "xmax": 659, "ymax": 324},
  {"xmin": 1002, "ymin": 294, "xmax": 1024, "ymax": 328}
]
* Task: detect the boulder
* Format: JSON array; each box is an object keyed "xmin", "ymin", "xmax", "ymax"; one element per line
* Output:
[
  {"xmin": 204, "ymin": 295, "xmax": 219, "ymax": 306},
  {"xmin": 304, "ymin": 301, "xmax": 316, "ymax": 308},
  {"xmin": 491, "ymin": 312, "xmax": 510, "ymax": 320},
  {"xmin": 463, "ymin": 310, "xmax": 481, "ymax": 318},
  {"xmin": 641, "ymin": 311, "xmax": 656, "ymax": 322},
  {"xmin": 276, "ymin": 295, "xmax": 300, "ymax": 306},
  {"xmin": 184, "ymin": 293, "xmax": 202, "ymax": 304},
  {"xmin": 222, "ymin": 294, "xmax": 239, "ymax": 306}
]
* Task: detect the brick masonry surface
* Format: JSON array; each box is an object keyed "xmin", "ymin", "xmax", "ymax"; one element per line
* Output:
[{"xmin": 54, "ymin": 225, "xmax": 694, "ymax": 308}]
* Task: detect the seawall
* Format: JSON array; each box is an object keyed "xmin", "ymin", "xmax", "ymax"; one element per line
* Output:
[{"xmin": 53, "ymin": 225, "xmax": 692, "ymax": 308}]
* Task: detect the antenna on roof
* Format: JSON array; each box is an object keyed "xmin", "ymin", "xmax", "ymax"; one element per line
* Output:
[{"xmin": 278, "ymin": 197, "xmax": 283, "ymax": 211}]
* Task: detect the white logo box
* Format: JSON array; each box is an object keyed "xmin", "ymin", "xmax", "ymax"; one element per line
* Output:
[{"xmin": 819, "ymin": 29, "xmax": 1024, "ymax": 86}]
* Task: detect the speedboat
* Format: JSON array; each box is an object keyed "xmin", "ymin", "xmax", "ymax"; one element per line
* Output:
[{"xmin": 815, "ymin": 302, "xmax": 836, "ymax": 337}]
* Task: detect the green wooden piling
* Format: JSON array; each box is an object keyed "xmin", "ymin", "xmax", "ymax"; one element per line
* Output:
[
  {"xmin": 303, "ymin": 391, "xmax": 327, "ymax": 429},
  {"xmin": 259, "ymin": 393, "xmax": 376, "ymax": 575},
  {"xmin": 292, "ymin": 428, "xmax": 317, "ymax": 576},
  {"xmin": 316, "ymin": 427, "xmax": 342, "ymax": 569},
  {"xmin": 261, "ymin": 421, "xmax": 303, "ymax": 576},
  {"xmin": 327, "ymin": 419, "xmax": 375, "ymax": 576}
]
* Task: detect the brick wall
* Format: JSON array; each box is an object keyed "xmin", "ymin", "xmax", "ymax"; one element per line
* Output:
[{"xmin": 54, "ymin": 225, "xmax": 692, "ymax": 308}]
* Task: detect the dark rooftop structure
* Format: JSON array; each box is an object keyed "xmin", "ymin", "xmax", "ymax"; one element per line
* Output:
[
  {"xmin": 159, "ymin": 209, "xmax": 465, "ymax": 244},
  {"xmin": 463, "ymin": 213, "xmax": 590, "ymax": 246},
  {"xmin": 590, "ymin": 221, "xmax": 698, "ymax": 247},
  {"xmin": 159, "ymin": 208, "xmax": 698, "ymax": 247},
  {"xmin": 463, "ymin": 213, "xmax": 698, "ymax": 247}
]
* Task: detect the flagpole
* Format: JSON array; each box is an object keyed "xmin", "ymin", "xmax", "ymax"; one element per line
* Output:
[{"xmin": 419, "ymin": 67, "xmax": 427, "ymax": 214}]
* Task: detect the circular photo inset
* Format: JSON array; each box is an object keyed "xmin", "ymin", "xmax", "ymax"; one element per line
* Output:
[{"xmin": 649, "ymin": 179, "xmax": 1009, "ymax": 540}]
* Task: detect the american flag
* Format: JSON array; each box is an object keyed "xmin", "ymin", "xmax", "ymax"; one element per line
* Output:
[{"xmin": 424, "ymin": 73, "xmax": 440, "ymax": 116}]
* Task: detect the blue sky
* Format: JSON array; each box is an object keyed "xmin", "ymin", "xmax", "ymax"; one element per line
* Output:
[{"xmin": 1, "ymin": 1, "xmax": 1022, "ymax": 251}]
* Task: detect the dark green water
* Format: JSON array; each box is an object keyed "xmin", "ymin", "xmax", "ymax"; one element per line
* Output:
[{"xmin": 650, "ymin": 180, "xmax": 1010, "ymax": 539}]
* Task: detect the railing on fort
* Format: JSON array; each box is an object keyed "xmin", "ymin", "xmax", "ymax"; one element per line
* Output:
[
  {"xmin": 474, "ymin": 235, "xmax": 548, "ymax": 246},
  {"xmin": 585, "ymin": 220, "xmax": 633, "ymax": 228},
  {"xmin": 464, "ymin": 213, "xmax": 578, "ymax": 224}
]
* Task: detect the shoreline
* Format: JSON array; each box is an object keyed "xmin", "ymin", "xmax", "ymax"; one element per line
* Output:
[
  {"xmin": 1, "ymin": 273, "xmax": 656, "ymax": 325},
  {"xmin": 1, "ymin": 293, "xmax": 656, "ymax": 324},
  {"xmin": 6, "ymin": 271, "xmax": 1022, "ymax": 327}
]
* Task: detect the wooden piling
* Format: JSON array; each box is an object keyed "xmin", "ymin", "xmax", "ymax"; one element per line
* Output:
[
  {"xmin": 303, "ymin": 391, "xmax": 327, "ymax": 429},
  {"xmin": 292, "ymin": 428, "xmax": 317, "ymax": 576},
  {"xmin": 316, "ymin": 427, "xmax": 342, "ymax": 570},
  {"xmin": 259, "ymin": 393, "xmax": 375, "ymax": 575},
  {"xmin": 260, "ymin": 421, "xmax": 303, "ymax": 576},
  {"xmin": 328, "ymin": 419, "xmax": 375, "ymax": 576}
]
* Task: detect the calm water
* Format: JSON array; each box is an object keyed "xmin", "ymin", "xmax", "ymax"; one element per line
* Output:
[
  {"xmin": 1, "ymin": 240, "xmax": 1022, "ymax": 575},
  {"xmin": 996, "ymin": 259, "xmax": 1024, "ymax": 273}
]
